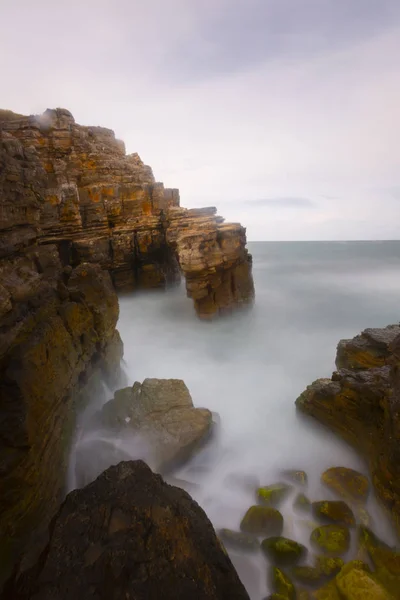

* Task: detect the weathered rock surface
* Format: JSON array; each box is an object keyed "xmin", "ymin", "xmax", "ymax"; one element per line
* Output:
[
  {"xmin": 98, "ymin": 378, "xmax": 213, "ymax": 472},
  {"xmin": 2, "ymin": 460, "xmax": 250, "ymax": 600},
  {"xmin": 296, "ymin": 324, "xmax": 400, "ymax": 536},
  {"xmin": 1, "ymin": 108, "xmax": 254, "ymax": 318},
  {"xmin": 0, "ymin": 251, "xmax": 122, "ymax": 582}
]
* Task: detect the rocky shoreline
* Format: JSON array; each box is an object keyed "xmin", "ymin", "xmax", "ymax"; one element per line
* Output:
[{"xmin": 1, "ymin": 106, "xmax": 400, "ymax": 599}]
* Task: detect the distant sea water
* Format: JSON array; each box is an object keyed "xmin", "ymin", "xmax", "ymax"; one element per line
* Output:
[{"xmin": 71, "ymin": 241, "xmax": 400, "ymax": 598}]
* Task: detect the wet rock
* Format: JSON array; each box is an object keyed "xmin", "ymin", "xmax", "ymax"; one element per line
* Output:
[
  {"xmin": 218, "ymin": 528, "xmax": 260, "ymax": 553},
  {"xmin": 240, "ymin": 506, "xmax": 284, "ymax": 536},
  {"xmin": 310, "ymin": 525, "xmax": 351, "ymax": 556},
  {"xmin": 314, "ymin": 556, "xmax": 344, "ymax": 577},
  {"xmin": 294, "ymin": 493, "xmax": 312, "ymax": 512},
  {"xmin": 269, "ymin": 567, "xmax": 296, "ymax": 600},
  {"xmin": 257, "ymin": 483, "xmax": 293, "ymax": 507},
  {"xmin": 321, "ymin": 468, "xmax": 369, "ymax": 504},
  {"xmin": 262, "ymin": 536, "xmax": 308, "ymax": 566},
  {"xmin": 282, "ymin": 470, "xmax": 308, "ymax": 486},
  {"xmin": 335, "ymin": 560, "xmax": 392, "ymax": 600},
  {"xmin": 359, "ymin": 526, "xmax": 400, "ymax": 596},
  {"xmin": 2, "ymin": 461, "xmax": 250, "ymax": 600},
  {"xmin": 100, "ymin": 378, "xmax": 213, "ymax": 472},
  {"xmin": 296, "ymin": 325, "xmax": 400, "ymax": 536},
  {"xmin": 312, "ymin": 501, "xmax": 356, "ymax": 527}
]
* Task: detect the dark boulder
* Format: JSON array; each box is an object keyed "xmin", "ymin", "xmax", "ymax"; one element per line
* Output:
[{"xmin": 3, "ymin": 460, "xmax": 249, "ymax": 600}]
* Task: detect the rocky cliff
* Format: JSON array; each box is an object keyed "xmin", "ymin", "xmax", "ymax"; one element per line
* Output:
[
  {"xmin": 2, "ymin": 460, "xmax": 250, "ymax": 600},
  {"xmin": 0, "ymin": 107, "xmax": 254, "ymax": 584},
  {"xmin": 296, "ymin": 325, "xmax": 400, "ymax": 536},
  {"xmin": 1, "ymin": 107, "xmax": 254, "ymax": 318}
]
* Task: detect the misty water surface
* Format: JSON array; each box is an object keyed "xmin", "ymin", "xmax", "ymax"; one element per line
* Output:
[{"xmin": 69, "ymin": 241, "xmax": 400, "ymax": 598}]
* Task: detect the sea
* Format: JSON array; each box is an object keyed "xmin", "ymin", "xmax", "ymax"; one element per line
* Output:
[{"xmin": 69, "ymin": 241, "xmax": 400, "ymax": 598}]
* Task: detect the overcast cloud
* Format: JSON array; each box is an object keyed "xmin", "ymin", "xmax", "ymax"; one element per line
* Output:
[{"xmin": 1, "ymin": 0, "xmax": 400, "ymax": 240}]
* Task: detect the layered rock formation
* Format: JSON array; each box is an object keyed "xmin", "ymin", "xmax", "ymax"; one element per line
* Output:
[
  {"xmin": 2, "ymin": 460, "xmax": 250, "ymax": 600},
  {"xmin": 1, "ymin": 108, "xmax": 254, "ymax": 318},
  {"xmin": 296, "ymin": 325, "xmax": 400, "ymax": 535}
]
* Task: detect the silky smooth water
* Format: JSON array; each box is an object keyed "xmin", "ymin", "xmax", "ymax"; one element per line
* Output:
[{"xmin": 69, "ymin": 241, "xmax": 400, "ymax": 598}]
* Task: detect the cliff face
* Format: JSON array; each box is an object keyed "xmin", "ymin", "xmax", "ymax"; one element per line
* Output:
[
  {"xmin": 0, "ymin": 107, "xmax": 254, "ymax": 582},
  {"xmin": 296, "ymin": 325, "xmax": 400, "ymax": 536},
  {"xmin": 1, "ymin": 108, "xmax": 254, "ymax": 318}
]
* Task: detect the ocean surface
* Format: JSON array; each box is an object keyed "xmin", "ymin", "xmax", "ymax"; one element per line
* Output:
[{"xmin": 69, "ymin": 241, "xmax": 400, "ymax": 598}]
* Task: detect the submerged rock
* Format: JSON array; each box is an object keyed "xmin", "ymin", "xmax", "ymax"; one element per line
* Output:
[
  {"xmin": 294, "ymin": 493, "xmax": 312, "ymax": 512},
  {"xmin": 240, "ymin": 506, "xmax": 284, "ymax": 536},
  {"xmin": 314, "ymin": 556, "xmax": 344, "ymax": 577},
  {"xmin": 312, "ymin": 501, "xmax": 355, "ymax": 527},
  {"xmin": 99, "ymin": 378, "xmax": 213, "ymax": 472},
  {"xmin": 3, "ymin": 461, "xmax": 250, "ymax": 600},
  {"xmin": 291, "ymin": 566, "xmax": 324, "ymax": 586},
  {"xmin": 219, "ymin": 528, "xmax": 260, "ymax": 553},
  {"xmin": 261, "ymin": 536, "xmax": 308, "ymax": 566},
  {"xmin": 282, "ymin": 470, "xmax": 308, "ymax": 486},
  {"xmin": 269, "ymin": 567, "xmax": 296, "ymax": 600},
  {"xmin": 257, "ymin": 483, "xmax": 293, "ymax": 507},
  {"xmin": 321, "ymin": 468, "xmax": 369, "ymax": 504},
  {"xmin": 310, "ymin": 525, "xmax": 351, "ymax": 556}
]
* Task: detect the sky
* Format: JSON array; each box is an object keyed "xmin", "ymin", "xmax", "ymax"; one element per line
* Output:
[{"xmin": 1, "ymin": 0, "xmax": 400, "ymax": 240}]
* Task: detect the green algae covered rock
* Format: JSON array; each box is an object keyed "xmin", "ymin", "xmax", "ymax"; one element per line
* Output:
[
  {"xmin": 218, "ymin": 528, "xmax": 260, "ymax": 553},
  {"xmin": 240, "ymin": 505, "xmax": 284, "ymax": 536},
  {"xmin": 262, "ymin": 536, "xmax": 307, "ymax": 566},
  {"xmin": 312, "ymin": 501, "xmax": 355, "ymax": 527},
  {"xmin": 359, "ymin": 526, "xmax": 400, "ymax": 596},
  {"xmin": 257, "ymin": 483, "xmax": 293, "ymax": 507},
  {"xmin": 270, "ymin": 566, "xmax": 296, "ymax": 600},
  {"xmin": 314, "ymin": 556, "xmax": 344, "ymax": 577},
  {"xmin": 313, "ymin": 579, "xmax": 341, "ymax": 600},
  {"xmin": 321, "ymin": 467, "xmax": 369, "ymax": 504},
  {"xmin": 310, "ymin": 525, "xmax": 350, "ymax": 556},
  {"xmin": 282, "ymin": 469, "xmax": 308, "ymax": 486},
  {"xmin": 294, "ymin": 493, "xmax": 311, "ymax": 512},
  {"xmin": 335, "ymin": 560, "xmax": 393, "ymax": 600},
  {"xmin": 265, "ymin": 594, "xmax": 288, "ymax": 600}
]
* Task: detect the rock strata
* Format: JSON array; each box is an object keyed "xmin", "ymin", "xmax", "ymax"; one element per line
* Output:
[
  {"xmin": 296, "ymin": 324, "xmax": 400, "ymax": 535},
  {"xmin": 2, "ymin": 460, "xmax": 250, "ymax": 600},
  {"xmin": 1, "ymin": 108, "xmax": 254, "ymax": 318}
]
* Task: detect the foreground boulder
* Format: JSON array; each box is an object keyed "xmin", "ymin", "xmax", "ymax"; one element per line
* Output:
[
  {"xmin": 296, "ymin": 324, "xmax": 400, "ymax": 536},
  {"xmin": 2, "ymin": 461, "xmax": 250, "ymax": 600},
  {"xmin": 98, "ymin": 378, "xmax": 213, "ymax": 472}
]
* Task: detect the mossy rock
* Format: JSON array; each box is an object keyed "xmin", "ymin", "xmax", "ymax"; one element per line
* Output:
[
  {"xmin": 312, "ymin": 501, "xmax": 355, "ymax": 527},
  {"xmin": 359, "ymin": 526, "xmax": 400, "ymax": 596},
  {"xmin": 314, "ymin": 556, "xmax": 344, "ymax": 577},
  {"xmin": 313, "ymin": 579, "xmax": 341, "ymax": 599},
  {"xmin": 335, "ymin": 560, "xmax": 393, "ymax": 600},
  {"xmin": 310, "ymin": 525, "xmax": 350, "ymax": 556},
  {"xmin": 294, "ymin": 493, "xmax": 311, "ymax": 512},
  {"xmin": 321, "ymin": 467, "xmax": 369, "ymax": 504},
  {"xmin": 291, "ymin": 566, "xmax": 323, "ymax": 587},
  {"xmin": 298, "ymin": 591, "xmax": 312, "ymax": 600},
  {"xmin": 270, "ymin": 566, "xmax": 296, "ymax": 600},
  {"xmin": 262, "ymin": 536, "xmax": 307, "ymax": 566},
  {"xmin": 257, "ymin": 483, "xmax": 293, "ymax": 507},
  {"xmin": 240, "ymin": 505, "xmax": 284, "ymax": 536},
  {"xmin": 218, "ymin": 528, "xmax": 259, "ymax": 553},
  {"xmin": 282, "ymin": 469, "xmax": 308, "ymax": 486},
  {"xmin": 265, "ymin": 595, "xmax": 288, "ymax": 600}
]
